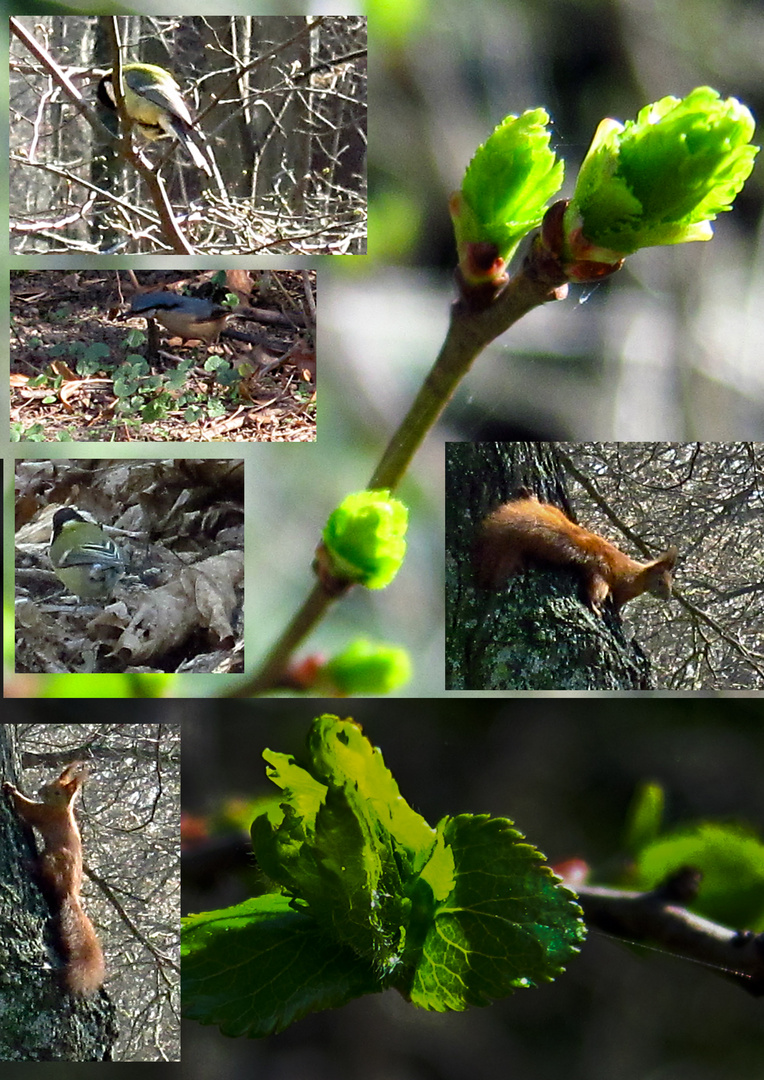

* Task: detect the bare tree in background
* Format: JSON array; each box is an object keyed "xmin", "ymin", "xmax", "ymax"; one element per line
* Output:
[
  {"xmin": 9, "ymin": 15, "xmax": 366, "ymax": 254},
  {"xmin": 561, "ymin": 442, "xmax": 764, "ymax": 690}
]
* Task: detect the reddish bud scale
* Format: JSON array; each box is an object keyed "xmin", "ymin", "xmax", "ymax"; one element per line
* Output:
[
  {"xmin": 563, "ymin": 225, "xmax": 625, "ymax": 282},
  {"xmin": 539, "ymin": 200, "xmax": 625, "ymax": 284},
  {"xmin": 465, "ymin": 241, "xmax": 507, "ymax": 280},
  {"xmin": 312, "ymin": 541, "xmax": 354, "ymax": 598},
  {"xmin": 540, "ymin": 198, "xmax": 568, "ymax": 258},
  {"xmin": 281, "ymin": 654, "xmax": 326, "ymax": 690},
  {"xmin": 566, "ymin": 257, "xmax": 625, "ymax": 282},
  {"xmin": 454, "ymin": 264, "xmax": 510, "ymax": 310}
]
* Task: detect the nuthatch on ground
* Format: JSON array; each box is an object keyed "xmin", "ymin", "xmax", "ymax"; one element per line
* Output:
[{"xmin": 129, "ymin": 292, "xmax": 231, "ymax": 343}]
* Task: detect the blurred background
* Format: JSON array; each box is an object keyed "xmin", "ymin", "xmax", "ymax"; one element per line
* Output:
[
  {"xmin": 257, "ymin": 0, "xmax": 764, "ymax": 696},
  {"xmin": 182, "ymin": 698, "xmax": 764, "ymax": 1080}
]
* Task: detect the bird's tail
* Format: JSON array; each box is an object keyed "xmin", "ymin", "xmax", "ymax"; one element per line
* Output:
[{"xmin": 170, "ymin": 118, "xmax": 214, "ymax": 178}]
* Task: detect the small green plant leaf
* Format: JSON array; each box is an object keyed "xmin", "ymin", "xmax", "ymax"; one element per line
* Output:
[
  {"xmin": 76, "ymin": 341, "xmax": 112, "ymax": 376},
  {"xmin": 184, "ymin": 404, "xmax": 205, "ymax": 423},
  {"xmin": 142, "ymin": 395, "xmax": 172, "ymax": 422},
  {"xmin": 123, "ymin": 327, "xmax": 146, "ymax": 348}
]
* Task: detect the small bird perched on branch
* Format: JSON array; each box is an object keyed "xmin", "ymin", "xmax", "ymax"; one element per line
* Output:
[
  {"xmin": 98, "ymin": 62, "xmax": 214, "ymax": 177},
  {"xmin": 129, "ymin": 292, "xmax": 232, "ymax": 344}
]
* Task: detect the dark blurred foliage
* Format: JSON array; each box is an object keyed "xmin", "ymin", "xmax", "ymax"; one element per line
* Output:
[{"xmin": 182, "ymin": 697, "xmax": 764, "ymax": 1080}]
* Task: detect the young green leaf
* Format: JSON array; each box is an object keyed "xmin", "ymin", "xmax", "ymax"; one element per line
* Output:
[
  {"xmin": 252, "ymin": 716, "xmax": 438, "ymax": 976},
  {"xmin": 182, "ymin": 895, "xmax": 381, "ymax": 1038},
  {"xmin": 405, "ymin": 814, "xmax": 586, "ymax": 1009},
  {"xmin": 564, "ymin": 86, "xmax": 759, "ymax": 269},
  {"xmin": 319, "ymin": 490, "xmax": 408, "ymax": 590},
  {"xmin": 450, "ymin": 109, "xmax": 564, "ymax": 287},
  {"xmin": 182, "ymin": 716, "xmax": 586, "ymax": 1037},
  {"xmin": 318, "ymin": 638, "xmax": 412, "ymax": 694}
]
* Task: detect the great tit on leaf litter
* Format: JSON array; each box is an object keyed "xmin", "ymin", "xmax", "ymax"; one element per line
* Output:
[
  {"xmin": 129, "ymin": 292, "xmax": 231, "ymax": 343},
  {"xmin": 50, "ymin": 507, "xmax": 125, "ymax": 600},
  {"xmin": 98, "ymin": 62, "xmax": 213, "ymax": 177}
]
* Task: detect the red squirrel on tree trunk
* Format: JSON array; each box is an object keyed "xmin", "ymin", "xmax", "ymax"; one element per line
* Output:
[
  {"xmin": 473, "ymin": 492, "xmax": 677, "ymax": 614},
  {"xmin": 3, "ymin": 761, "xmax": 105, "ymax": 996}
]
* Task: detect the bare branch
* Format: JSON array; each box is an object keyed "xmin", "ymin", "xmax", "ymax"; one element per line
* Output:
[{"xmin": 575, "ymin": 869, "xmax": 764, "ymax": 996}]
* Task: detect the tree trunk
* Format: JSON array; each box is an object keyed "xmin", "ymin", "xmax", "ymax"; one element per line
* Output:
[{"xmin": 445, "ymin": 442, "xmax": 654, "ymax": 690}]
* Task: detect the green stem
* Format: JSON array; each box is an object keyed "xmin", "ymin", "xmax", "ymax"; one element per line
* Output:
[
  {"xmin": 370, "ymin": 267, "xmax": 566, "ymax": 491},
  {"xmin": 235, "ymin": 256, "xmax": 567, "ymax": 696},
  {"xmin": 231, "ymin": 581, "xmax": 332, "ymax": 697}
]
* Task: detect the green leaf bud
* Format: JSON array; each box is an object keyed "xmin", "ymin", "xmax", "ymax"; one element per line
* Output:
[
  {"xmin": 564, "ymin": 87, "xmax": 759, "ymax": 270},
  {"xmin": 450, "ymin": 109, "xmax": 564, "ymax": 287},
  {"xmin": 320, "ymin": 490, "xmax": 408, "ymax": 590},
  {"xmin": 320, "ymin": 639, "xmax": 412, "ymax": 695}
]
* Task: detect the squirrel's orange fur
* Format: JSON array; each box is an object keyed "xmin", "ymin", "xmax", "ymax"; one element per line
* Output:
[
  {"xmin": 3, "ymin": 762, "xmax": 105, "ymax": 996},
  {"xmin": 474, "ymin": 493, "xmax": 677, "ymax": 614}
]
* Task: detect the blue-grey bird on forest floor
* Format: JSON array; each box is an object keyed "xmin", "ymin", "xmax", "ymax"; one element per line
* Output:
[
  {"xmin": 129, "ymin": 292, "xmax": 231, "ymax": 343},
  {"xmin": 98, "ymin": 62, "xmax": 214, "ymax": 177}
]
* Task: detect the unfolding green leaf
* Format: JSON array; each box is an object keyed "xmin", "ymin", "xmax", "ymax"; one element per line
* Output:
[
  {"xmin": 451, "ymin": 109, "xmax": 564, "ymax": 282},
  {"xmin": 307, "ymin": 715, "xmax": 438, "ymax": 877},
  {"xmin": 183, "ymin": 716, "xmax": 586, "ymax": 1037},
  {"xmin": 252, "ymin": 716, "xmax": 437, "ymax": 977},
  {"xmin": 566, "ymin": 87, "xmax": 758, "ymax": 260},
  {"xmin": 321, "ymin": 491, "xmax": 408, "ymax": 589}
]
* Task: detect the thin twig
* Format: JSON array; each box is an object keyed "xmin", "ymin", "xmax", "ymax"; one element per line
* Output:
[
  {"xmin": 231, "ymin": 581, "xmax": 333, "ymax": 696},
  {"xmin": 369, "ymin": 266, "xmax": 566, "ymax": 491}
]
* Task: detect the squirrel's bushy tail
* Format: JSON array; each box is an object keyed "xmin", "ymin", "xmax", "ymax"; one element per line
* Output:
[{"xmin": 58, "ymin": 894, "xmax": 105, "ymax": 996}]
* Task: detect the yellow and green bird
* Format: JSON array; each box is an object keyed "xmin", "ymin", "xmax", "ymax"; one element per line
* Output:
[
  {"xmin": 49, "ymin": 507, "xmax": 125, "ymax": 601},
  {"xmin": 98, "ymin": 62, "xmax": 213, "ymax": 176}
]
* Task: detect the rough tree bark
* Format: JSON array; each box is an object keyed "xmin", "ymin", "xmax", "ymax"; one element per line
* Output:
[
  {"xmin": 445, "ymin": 441, "xmax": 655, "ymax": 690},
  {"xmin": 0, "ymin": 724, "xmax": 117, "ymax": 1062}
]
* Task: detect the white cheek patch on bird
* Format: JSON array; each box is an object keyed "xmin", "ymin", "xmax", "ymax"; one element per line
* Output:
[{"xmin": 49, "ymin": 507, "xmax": 126, "ymax": 601}]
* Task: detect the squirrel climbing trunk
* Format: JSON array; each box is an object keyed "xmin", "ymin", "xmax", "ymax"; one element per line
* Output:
[
  {"xmin": 474, "ymin": 493, "xmax": 677, "ymax": 614},
  {"xmin": 3, "ymin": 762, "xmax": 105, "ymax": 996}
]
